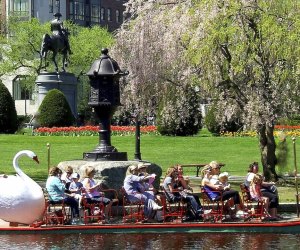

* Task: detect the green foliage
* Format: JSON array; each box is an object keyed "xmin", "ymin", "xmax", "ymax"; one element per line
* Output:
[
  {"xmin": 0, "ymin": 81, "xmax": 18, "ymax": 133},
  {"xmin": 276, "ymin": 132, "xmax": 289, "ymax": 174},
  {"xmin": 17, "ymin": 115, "xmax": 30, "ymax": 129},
  {"xmin": 69, "ymin": 24, "xmax": 115, "ymax": 74},
  {"xmin": 204, "ymin": 105, "xmax": 220, "ymax": 136},
  {"xmin": 157, "ymin": 85, "xmax": 202, "ymax": 136},
  {"xmin": 0, "ymin": 18, "xmax": 115, "ymax": 120},
  {"xmin": 205, "ymin": 103, "xmax": 243, "ymax": 135},
  {"xmin": 277, "ymin": 116, "xmax": 300, "ymax": 126},
  {"xmin": 38, "ymin": 89, "xmax": 74, "ymax": 127},
  {"xmin": 112, "ymin": 107, "xmax": 132, "ymax": 126},
  {"xmin": 0, "ymin": 17, "xmax": 49, "ymax": 77}
]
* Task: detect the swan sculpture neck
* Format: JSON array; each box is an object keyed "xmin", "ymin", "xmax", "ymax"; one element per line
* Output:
[{"xmin": 13, "ymin": 150, "xmax": 39, "ymax": 181}]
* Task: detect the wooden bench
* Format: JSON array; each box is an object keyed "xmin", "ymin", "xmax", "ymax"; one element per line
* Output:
[{"xmin": 179, "ymin": 163, "xmax": 225, "ymax": 177}]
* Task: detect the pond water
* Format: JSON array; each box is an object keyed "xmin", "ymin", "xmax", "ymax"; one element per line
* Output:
[{"xmin": 1, "ymin": 232, "xmax": 300, "ymax": 250}]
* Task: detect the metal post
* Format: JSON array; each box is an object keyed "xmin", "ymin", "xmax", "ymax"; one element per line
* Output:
[
  {"xmin": 47, "ymin": 143, "xmax": 51, "ymax": 174},
  {"xmin": 134, "ymin": 115, "xmax": 141, "ymax": 161},
  {"xmin": 292, "ymin": 137, "xmax": 299, "ymax": 217}
]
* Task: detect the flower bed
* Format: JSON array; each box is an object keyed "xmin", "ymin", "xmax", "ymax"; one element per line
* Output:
[
  {"xmin": 33, "ymin": 125, "xmax": 158, "ymax": 136},
  {"xmin": 220, "ymin": 125, "xmax": 300, "ymax": 137}
]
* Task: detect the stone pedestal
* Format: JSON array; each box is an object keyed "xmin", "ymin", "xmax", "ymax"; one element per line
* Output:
[
  {"xmin": 36, "ymin": 71, "xmax": 78, "ymax": 117},
  {"xmin": 57, "ymin": 160, "xmax": 162, "ymax": 192}
]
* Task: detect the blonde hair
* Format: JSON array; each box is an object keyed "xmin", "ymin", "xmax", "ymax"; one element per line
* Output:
[
  {"xmin": 65, "ymin": 166, "xmax": 73, "ymax": 173},
  {"xmin": 219, "ymin": 175, "xmax": 228, "ymax": 183},
  {"xmin": 84, "ymin": 166, "xmax": 96, "ymax": 178},
  {"xmin": 209, "ymin": 161, "xmax": 220, "ymax": 169},
  {"xmin": 201, "ymin": 165, "xmax": 212, "ymax": 177},
  {"xmin": 165, "ymin": 167, "xmax": 176, "ymax": 178},
  {"xmin": 126, "ymin": 165, "xmax": 138, "ymax": 175}
]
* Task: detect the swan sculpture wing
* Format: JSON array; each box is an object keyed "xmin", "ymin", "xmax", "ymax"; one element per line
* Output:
[{"xmin": 0, "ymin": 150, "xmax": 45, "ymax": 224}]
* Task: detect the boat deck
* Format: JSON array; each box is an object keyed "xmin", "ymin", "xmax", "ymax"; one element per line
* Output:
[{"xmin": 1, "ymin": 215, "xmax": 300, "ymax": 234}]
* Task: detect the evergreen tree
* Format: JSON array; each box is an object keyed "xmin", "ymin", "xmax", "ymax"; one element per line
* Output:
[
  {"xmin": 0, "ymin": 80, "xmax": 18, "ymax": 133},
  {"xmin": 38, "ymin": 89, "xmax": 74, "ymax": 127}
]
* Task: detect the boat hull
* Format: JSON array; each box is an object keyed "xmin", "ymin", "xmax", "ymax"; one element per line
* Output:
[{"xmin": 1, "ymin": 220, "xmax": 300, "ymax": 234}]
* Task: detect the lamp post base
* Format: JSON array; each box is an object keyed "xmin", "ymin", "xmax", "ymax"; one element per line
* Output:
[{"xmin": 83, "ymin": 151, "xmax": 128, "ymax": 161}]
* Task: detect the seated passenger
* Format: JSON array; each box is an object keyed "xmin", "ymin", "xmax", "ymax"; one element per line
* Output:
[
  {"xmin": 201, "ymin": 162, "xmax": 243, "ymax": 218},
  {"xmin": 61, "ymin": 166, "xmax": 73, "ymax": 190},
  {"xmin": 137, "ymin": 163, "xmax": 157, "ymax": 194},
  {"xmin": 163, "ymin": 167, "xmax": 203, "ymax": 221},
  {"xmin": 46, "ymin": 166, "xmax": 79, "ymax": 224},
  {"xmin": 68, "ymin": 172, "xmax": 84, "ymax": 208},
  {"xmin": 245, "ymin": 162, "xmax": 279, "ymax": 218},
  {"xmin": 137, "ymin": 163, "xmax": 163, "ymax": 211},
  {"xmin": 124, "ymin": 165, "xmax": 162, "ymax": 222},
  {"xmin": 82, "ymin": 166, "xmax": 113, "ymax": 219},
  {"xmin": 174, "ymin": 165, "xmax": 203, "ymax": 215}
]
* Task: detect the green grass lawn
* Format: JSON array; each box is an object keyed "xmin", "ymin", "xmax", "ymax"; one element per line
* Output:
[
  {"xmin": 1, "ymin": 132, "xmax": 299, "ymax": 202},
  {"xmin": 0, "ymin": 132, "xmax": 298, "ymax": 178}
]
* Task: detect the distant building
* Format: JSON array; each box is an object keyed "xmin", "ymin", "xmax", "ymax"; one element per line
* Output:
[
  {"xmin": 1, "ymin": 1, "xmax": 126, "ymax": 32},
  {"xmin": 1, "ymin": 0, "xmax": 127, "ymax": 116}
]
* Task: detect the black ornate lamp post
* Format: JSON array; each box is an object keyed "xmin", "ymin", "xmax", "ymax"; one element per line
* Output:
[
  {"xmin": 134, "ymin": 115, "xmax": 142, "ymax": 161},
  {"xmin": 83, "ymin": 48, "xmax": 128, "ymax": 161}
]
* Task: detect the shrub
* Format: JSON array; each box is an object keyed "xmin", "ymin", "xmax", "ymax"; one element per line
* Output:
[
  {"xmin": 17, "ymin": 115, "xmax": 31, "ymax": 129},
  {"xmin": 156, "ymin": 85, "xmax": 202, "ymax": 136},
  {"xmin": 205, "ymin": 104, "xmax": 242, "ymax": 135},
  {"xmin": 112, "ymin": 108, "xmax": 132, "ymax": 126},
  {"xmin": 277, "ymin": 116, "xmax": 300, "ymax": 126},
  {"xmin": 204, "ymin": 105, "xmax": 221, "ymax": 135},
  {"xmin": 0, "ymin": 81, "xmax": 18, "ymax": 133},
  {"xmin": 38, "ymin": 89, "xmax": 75, "ymax": 127}
]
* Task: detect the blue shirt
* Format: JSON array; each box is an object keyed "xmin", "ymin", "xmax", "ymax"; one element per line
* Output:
[{"xmin": 46, "ymin": 176, "xmax": 65, "ymax": 202}]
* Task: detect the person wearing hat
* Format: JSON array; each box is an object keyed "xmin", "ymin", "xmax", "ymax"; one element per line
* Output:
[
  {"xmin": 137, "ymin": 163, "xmax": 156, "ymax": 192},
  {"xmin": 69, "ymin": 173, "xmax": 84, "ymax": 209},
  {"xmin": 124, "ymin": 164, "xmax": 162, "ymax": 222},
  {"xmin": 50, "ymin": 12, "xmax": 72, "ymax": 55}
]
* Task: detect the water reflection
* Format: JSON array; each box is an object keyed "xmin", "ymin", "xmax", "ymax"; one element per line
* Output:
[{"xmin": 1, "ymin": 233, "xmax": 300, "ymax": 250}]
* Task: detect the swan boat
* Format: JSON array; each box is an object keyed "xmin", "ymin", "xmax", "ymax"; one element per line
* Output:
[{"xmin": 1, "ymin": 150, "xmax": 300, "ymax": 234}]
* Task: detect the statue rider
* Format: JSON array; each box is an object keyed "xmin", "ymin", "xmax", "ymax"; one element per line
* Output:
[{"xmin": 50, "ymin": 13, "xmax": 72, "ymax": 55}]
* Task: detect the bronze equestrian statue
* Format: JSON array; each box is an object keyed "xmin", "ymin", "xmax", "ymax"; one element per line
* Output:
[{"xmin": 40, "ymin": 13, "xmax": 72, "ymax": 72}]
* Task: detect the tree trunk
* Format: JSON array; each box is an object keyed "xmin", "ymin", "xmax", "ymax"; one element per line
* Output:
[{"xmin": 258, "ymin": 124, "xmax": 278, "ymax": 181}]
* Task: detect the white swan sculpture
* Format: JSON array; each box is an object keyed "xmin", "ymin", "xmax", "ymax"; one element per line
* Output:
[{"xmin": 0, "ymin": 150, "xmax": 45, "ymax": 224}]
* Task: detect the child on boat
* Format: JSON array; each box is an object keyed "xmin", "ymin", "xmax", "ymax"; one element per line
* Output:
[
  {"xmin": 245, "ymin": 162, "xmax": 280, "ymax": 219},
  {"xmin": 249, "ymin": 174, "xmax": 270, "ymax": 217},
  {"xmin": 69, "ymin": 173, "xmax": 84, "ymax": 208},
  {"xmin": 218, "ymin": 172, "xmax": 231, "ymax": 191}
]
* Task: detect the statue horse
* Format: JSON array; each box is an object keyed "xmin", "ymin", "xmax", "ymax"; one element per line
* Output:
[{"xmin": 40, "ymin": 29, "xmax": 70, "ymax": 72}]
